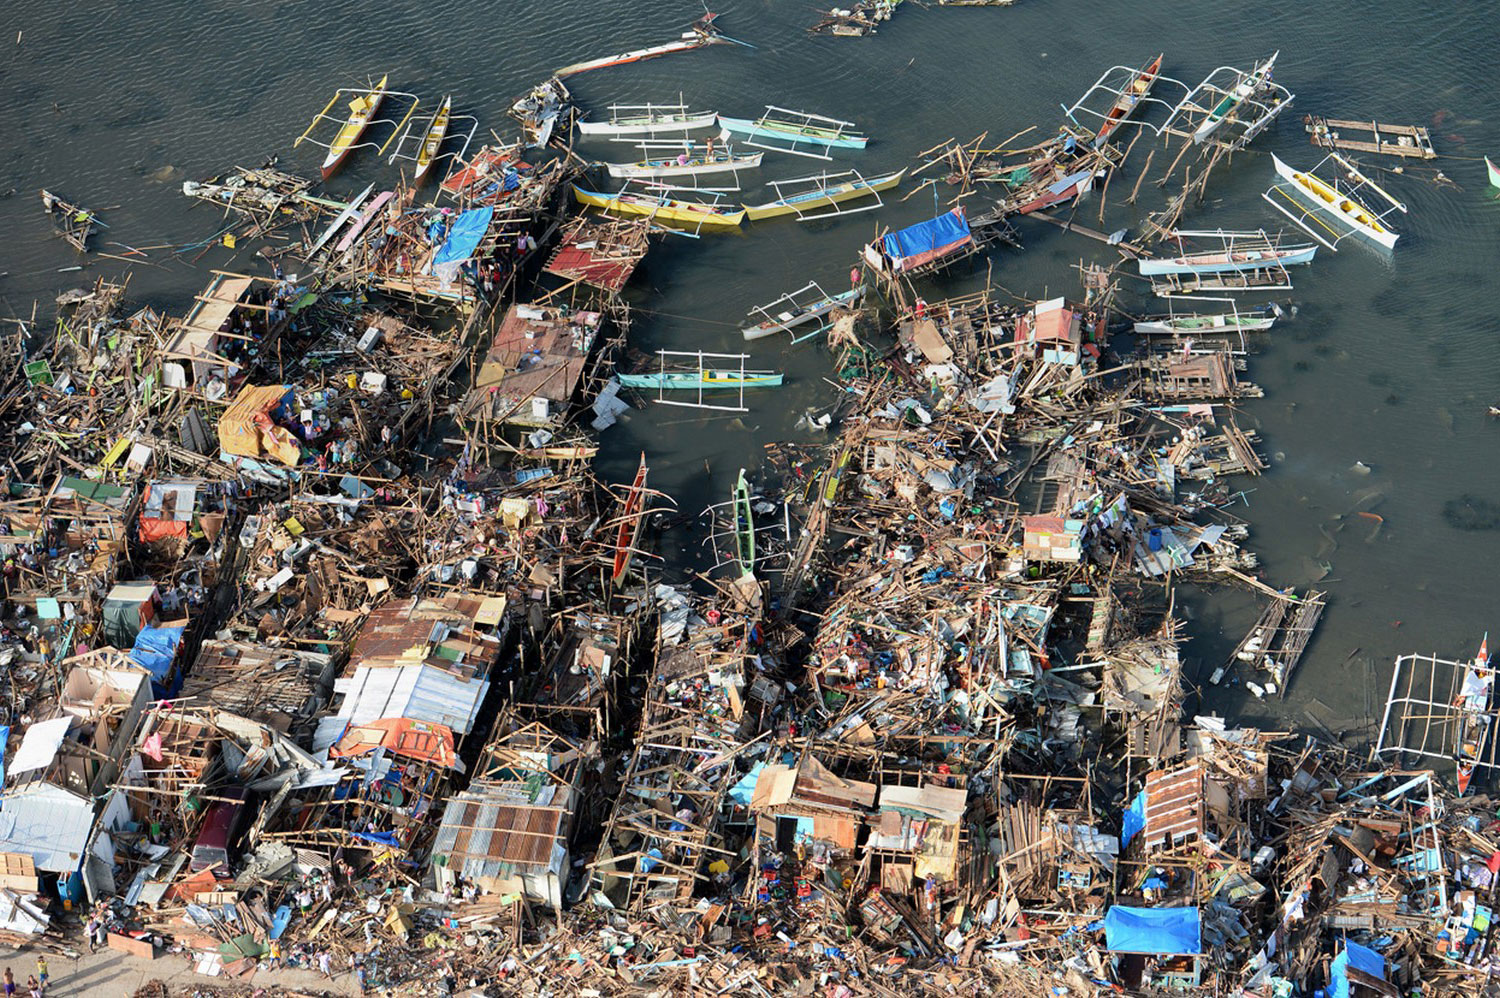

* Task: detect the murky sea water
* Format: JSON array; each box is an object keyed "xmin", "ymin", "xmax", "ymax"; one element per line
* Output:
[{"xmin": 1, "ymin": 0, "xmax": 1498, "ymax": 733}]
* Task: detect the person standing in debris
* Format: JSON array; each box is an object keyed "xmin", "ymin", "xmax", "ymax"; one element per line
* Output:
[
  {"xmin": 84, "ymin": 914, "xmax": 99, "ymax": 954},
  {"xmin": 850, "ymin": 266, "xmax": 861, "ymax": 291},
  {"xmin": 4, "ymin": 967, "xmax": 15, "ymax": 997},
  {"xmin": 318, "ymin": 950, "xmax": 333, "ymax": 979},
  {"xmin": 267, "ymin": 939, "xmax": 282, "ymax": 970},
  {"xmin": 33, "ymin": 958, "xmax": 44, "ymax": 994}
]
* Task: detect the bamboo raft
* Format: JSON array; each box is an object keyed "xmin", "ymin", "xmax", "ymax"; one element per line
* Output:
[{"xmin": 1304, "ymin": 115, "xmax": 1436, "ymax": 160}]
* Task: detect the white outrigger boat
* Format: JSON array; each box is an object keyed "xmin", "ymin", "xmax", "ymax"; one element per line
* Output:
[
  {"xmin": 577, "ymin": 101, "xmax": 718, "ymax": 137},
  {"xmin": 1264, "ymin": 152, "xmax": 1404, "ymax": 251},
  {"xmin": 742, "ymin": 281, "xmax": 863, "ymax": 341},
  {"xmin": 1192, "ymin": 51, "xmax": 1278, "ymax": 144},
  {"xmin": 1456, "ymin": 633, "xmax": 1493, "ymax": 795},
  {"xmin": 1133, "ymin": 309, "xmax": 1276, "ymax": 336},
  {"xmin": 604, "ymin": 141, "xmax": 762, "ymax": 181}
]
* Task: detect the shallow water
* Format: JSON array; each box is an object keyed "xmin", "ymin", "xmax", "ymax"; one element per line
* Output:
[{"xmin": 2, "ymin": 0, "xmax": 1498, "ymax": 732}]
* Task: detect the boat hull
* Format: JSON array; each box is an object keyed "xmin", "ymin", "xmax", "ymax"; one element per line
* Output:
[
  {"xmin": 573, "ymin": 185, "xmax": 746, "ymax": 230},
  {"xmin": 741, "ymin": 288, "xmax": 862, "ymax": 340},
  {"xmin": 605, "ymin": 152, "xmax": 762, "ymax": 180},
  {"xmin": 718, "ymin": 115, "xmax": 868, "ymax": 150},
  {"xmin": 1133, "ymin": 314, "xmax": 1276, "ymax": 335},
  {"xmin": 1272, "ymin": 154, "xmax": 1399, "ymax": 249},
  {"xmin": 743, "ymin": 168, "xmax": 905, "ymax": 221},
  {"xmin": 1095, "ymin": 53, "xmax": 1163, "ymax": 148},
  {"xmin": 413, "ymin": 97, "xmax": 453, "ymax": 184},
  {"xmin": 1489, "ymin": 156, "xmax": 1500, "ymax": 190},
  {"xmin": 578, "ymin": 111, "xmax": 718, "ymax": 136},
  {"xmin": 1137, "ymin": 244, "xmax": 1317, "ymax": 276},
  {"xmin": 618, "ymin": 371, "xmax": 783, "ymax": 390},
  {"xmin": 322, "ymin": 77, "xmax": 387, "ymax": 180}
]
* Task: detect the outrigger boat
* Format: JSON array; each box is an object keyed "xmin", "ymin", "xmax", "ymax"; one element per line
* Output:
[
  {"xmin": 1456, "ymin": 633, "xmax": 1493, "ymax": 795},
  {"xmin": 39, "ymin": 189, "xmax": 99, "ymax": 252},
  {"xmin": 719, "ymin": 107, "xmax": 868, "ymax": 159},
  {"xmin": 1193, "ymin": 51, "xmax": 1277, "ymax": 144},
  {"xmin": 1133, "ymin": 310, "xmax": 1276, "ymax": 335},
  {"xmin": 1093, "ymin": 53, "xmax": 1164, "ymax": 148},
  {"xmin": 605, "ymin": 143, "xmax": 763, "ymax": 180},
  {"xmin": 1489, "ymin": 156, "xmax": 1500, "ymax": 190},
  {"xmin": 412, "ymin": 96, "xmax": 452, "ymax": 183},
  {"xmin": 743, "ymin": 282, "xmax": 862, "ymax": 341},
  {"xmin": 1266, "ymin": 152, "xmax": 1403, "ymax": 251},
  {"xmin": 577, "ymin": 102, "xmax": 718, "ymax": 136},
  {"xmin": 320, "ymin": 75, "xmax": 388, "ymax": 179},
  {"xmin": 556, "ymin": 12, "xmax": 737, "ymax": 78},
  {"xmin": 733, "ymin": 469, "xmax": 755, "ymax": 577},
  {"xmin": 743, "ymin": 168, "xmax": 904, "ymax": 222},
  {"xmin": 573, "ymin": 184, "xmax": 747, "ymax": 232},
  {"xmin": 617, "ymin": 369, "xmax": 782, "ymax": 390},
  {"xmin": 610, "ymin": 454, "xmax": 649, "ymax": 583},
  {"xmin": 1137, "ymin": 241, "xmax": 1317, "ymax": 276}
]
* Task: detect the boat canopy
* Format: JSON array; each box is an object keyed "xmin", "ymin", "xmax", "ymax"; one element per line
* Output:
[
  {"xmin": 881, "ymin": 208, "xmax": 972, "ymax": 273},
  {"xmin": 1103, "ymin": 905, "xmax": 1202, "ymax": 955}
]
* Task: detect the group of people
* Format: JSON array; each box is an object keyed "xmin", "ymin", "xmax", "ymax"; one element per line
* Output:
[{"xmin": 1, "ymin": 957, "xmax": 47, "ymax": 998}]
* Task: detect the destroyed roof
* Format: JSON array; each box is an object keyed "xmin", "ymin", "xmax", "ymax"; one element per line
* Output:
[
  {"xmin": 327, "ymin": 662, "xmax": 491, "ymax": 737},
  {"xmin": 0, "ymin": 782, "xmax": 96, "ymax": 874},
  {"xmin": 432, "ymin": 780, "xmax": 573, "ymax": 876}
]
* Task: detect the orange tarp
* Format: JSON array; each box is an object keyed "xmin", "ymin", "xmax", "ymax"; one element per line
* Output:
[{"xmin": 329, "ymin": 717, "xmax": 458, "ymax": 768}]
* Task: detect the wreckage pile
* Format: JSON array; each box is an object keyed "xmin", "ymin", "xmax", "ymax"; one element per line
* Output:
[{"xmin": 0, "ymin": 36, "xmax": 1486, "ymax": 998}]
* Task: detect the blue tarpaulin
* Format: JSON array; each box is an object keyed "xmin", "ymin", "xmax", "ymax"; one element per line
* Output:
[
  {"xmin": 129, "ymin": 623, "xmax": 185, "ymax": 682},
  {"xmin": 882, "ymin": 209, "xmax": 971, "ymax": 271},
  {"xmin": 432, "ymin": 206, "xmax": 495, "ymax": 267},
  {"xmin": 1104, "ymin": 905, "xmax": 1201, "ymax": 955},
  {"xmin": 1329, "ymin": 940, "xmax": 1384, "ymax": 998},
  {"xmin": 352, "ymin": 829, "xmax": 401, "ymax": 848},
  {"xmin": 1121, "ymin": 789, "xmax": 1147, "ymax": 847},
  {"xmin": 728, "ymin": 762, "xmax": 765, "ymax": 807}
]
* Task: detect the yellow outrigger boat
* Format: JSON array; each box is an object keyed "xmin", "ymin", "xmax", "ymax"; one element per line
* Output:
[
  {"xmin": 573, "ymin": 185, "xmax": 746, "ymax": 231},
  {"xmin": 320, "ymin": 75, "xmax": 388, "ymax": 179},
  {"xmin": 413, "ymin": 95, "xmax": 452, "ymax": 184},
  {"xmin": 744, "ymin": 167, "xmax": 905, "ymax": 222},
  {"xmin": 1270, "ymin": 153, "xmax": 1401, "ymax": 250}
]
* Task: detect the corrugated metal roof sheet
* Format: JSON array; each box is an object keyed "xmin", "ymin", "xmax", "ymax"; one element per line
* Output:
[
  {"xmin": 335, "ymin": 664, "xmax": 489, "ymax": 735},
  {"xmin": 0, "ymin": 784, "xmax": 94, "ymax": 873}
]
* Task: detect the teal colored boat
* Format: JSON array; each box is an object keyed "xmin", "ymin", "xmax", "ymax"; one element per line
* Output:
[
  {"xmin": 718, "ymin": 108, "xmax": 868, "ymax": 151},
  {"xmin": 617, "ymin": 369, "xmax": 783, "ymax": 390},
  {"xmin": 733, "ymin": 469, "xmax": 755, "ymax": 576}
]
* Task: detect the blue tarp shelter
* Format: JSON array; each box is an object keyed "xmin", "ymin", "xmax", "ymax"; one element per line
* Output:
[
  {"xmin": 881, "ymin": 209, "xmax": 971, "ymax": 273},
  {"xmin": 1104, "ymin": 905, "xmax": 1201, "ymax": 955},
  {"xmin": 1329, "ymin": 940, "xmax": 1384, "ymax": 998},
  {"xmin": 1121, "ymin": 789, "xmax": 1147, "ymax": 847}
]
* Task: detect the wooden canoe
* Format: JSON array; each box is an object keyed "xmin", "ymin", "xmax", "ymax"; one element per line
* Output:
[
  {"xmin": 611, "ymin": 454, "xmax": 648, "ymax": 582},
  {"xmin": 414, "ymin": 95, "xmax": 452, "ymax": 183},
  {"xmin": 1094, "ymin": 53, "xmax": 1163, "ymax": 148},
  {"xmin": 733, "ymin": 469, "xmax": 755, "ymax": 577}
]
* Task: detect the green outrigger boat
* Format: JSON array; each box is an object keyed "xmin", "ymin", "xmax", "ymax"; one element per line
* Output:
[
  {"xmin": 733, "ymin": 469, "xmax": 755, "ymax": 576},
  {"xmin": 617, "ymin": 369, "xmax": 783, "ymax": 391}
]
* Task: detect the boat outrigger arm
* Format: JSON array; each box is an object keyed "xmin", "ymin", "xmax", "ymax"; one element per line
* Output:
[{"xmin": 295, "ymin": 82, "xmax": 422, "ymax": 160}]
